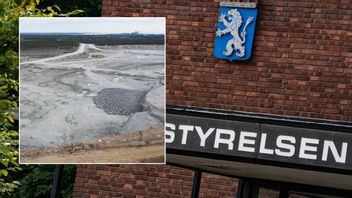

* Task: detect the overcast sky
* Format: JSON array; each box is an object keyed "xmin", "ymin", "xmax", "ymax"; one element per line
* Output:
[{"xmin": 19, "ymin": 17, "xmax": 165, "ymax": 34}]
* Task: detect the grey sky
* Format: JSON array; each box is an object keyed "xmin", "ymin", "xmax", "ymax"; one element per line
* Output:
[{"xmin": 19, "ymin": 17, "xmax": 165, "ymax": 34}]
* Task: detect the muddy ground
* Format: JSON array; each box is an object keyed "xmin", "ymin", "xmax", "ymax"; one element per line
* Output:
[{"xmin": 20, "ymin": 43, "xmax": 165, "ymax": 163}]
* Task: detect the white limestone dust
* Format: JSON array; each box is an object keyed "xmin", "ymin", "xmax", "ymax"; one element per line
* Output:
[{"xmin": 20, "ymin": 44, "xmax": 164, "ymax": 148}]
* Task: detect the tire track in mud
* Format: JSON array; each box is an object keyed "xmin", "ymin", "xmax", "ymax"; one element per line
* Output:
[
  {"xmin": 103, "ymin": 62, "xmax": 164, "ymax": 71},
  {"xmin": 91, "ymin": 69, "xmax": 163, "ymax": 80},
  {"xmin": 53, "ymin": 68, "xmax": 93, "ymax": 94},
  {"xmin": 20, "ymin": 99, "xmax": 57, "ymax": 121}
]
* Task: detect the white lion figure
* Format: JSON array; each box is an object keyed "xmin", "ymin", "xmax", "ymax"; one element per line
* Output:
[{"xmin": 216, "ymin": 9, "xmax": 254, "ymax": 57}]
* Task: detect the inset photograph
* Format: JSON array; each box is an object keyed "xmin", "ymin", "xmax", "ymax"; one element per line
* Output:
[{"xmin": 19, "ymin": 17, "xmax": 165, "ymax": 164}]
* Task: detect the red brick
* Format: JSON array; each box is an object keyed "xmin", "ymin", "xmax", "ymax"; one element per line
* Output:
[{"xmin": 73, "ymin": 0, "xmax": 352, "ymax": 197}]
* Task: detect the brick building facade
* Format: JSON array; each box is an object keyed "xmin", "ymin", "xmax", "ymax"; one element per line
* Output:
[
  {"xmin": 73, "ymin": 0, "xmax": 352, "ymax": 197},
  {"xmin": 73, "ymin": 165, "xmax": 238, "ymax": 197}
]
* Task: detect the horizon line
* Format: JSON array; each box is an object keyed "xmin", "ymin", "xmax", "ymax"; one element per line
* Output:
[{"xmin": 20, "ymin": 32, "xmax": 164, "ymax": 34}]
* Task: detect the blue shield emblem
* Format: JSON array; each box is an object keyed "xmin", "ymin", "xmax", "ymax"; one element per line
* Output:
[{"xmin": 214, "ymin": 4, "xmax": 258, "ymax": 61}]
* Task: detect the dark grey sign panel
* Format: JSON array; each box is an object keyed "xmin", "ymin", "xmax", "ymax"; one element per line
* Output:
[{"xmin": 166, "ymin": 114, "xmax": 352, "ymax": 171}]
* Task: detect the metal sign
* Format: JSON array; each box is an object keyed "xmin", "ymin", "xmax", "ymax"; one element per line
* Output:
[
  {"xmin": 214, "ymin": 1, "xmax": 258, "ymax": 61},
  {"xmin": 166, "ymin": 114, "xmax": 352, "ymax": 172}
]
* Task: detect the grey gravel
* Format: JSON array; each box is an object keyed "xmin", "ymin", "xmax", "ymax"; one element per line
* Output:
[{"xmin": 93, "ymin": 88, "xmax": 147, "ymax": 116}]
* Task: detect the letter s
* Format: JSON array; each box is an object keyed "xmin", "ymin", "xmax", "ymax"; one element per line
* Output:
[{"xmin": 165, "ymin": 123, "xmax": 175, "ymax": 143}]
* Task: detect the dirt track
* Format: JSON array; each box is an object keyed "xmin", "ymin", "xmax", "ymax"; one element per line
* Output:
[{"xmin": 20, "ymin": 125, "xmax": 164, "ymax": 164}]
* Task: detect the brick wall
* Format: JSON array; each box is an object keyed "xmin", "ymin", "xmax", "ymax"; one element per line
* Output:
[
  {"xmin": 72, "ymin": 165, "xmax": 238, "ymax": 198},
  {"xmin": 73, "ymin": 0, "xmax": 352, "ymax": 197},
  {"xmin": 103, "ymin": 0, "xmax": 352, "ymax": 122}
]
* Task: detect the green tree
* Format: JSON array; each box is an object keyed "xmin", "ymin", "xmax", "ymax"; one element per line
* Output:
[
  {"xmin": 38, "ymin": 0, "xmax": 102, "ymax": 17},
  {"xmin": 0, "ymin": 0, "xmax": 25, "ymax": 195},
  {"xmin": 0, "ymin": 0, "xmax": 81, "ymax": 197},
  {"xmin": 11, "ymin": 165, "xmax": 76, "ymax": 198},
  {"xmin": 0, "ymin": 73, "xmax": 19, "ymax": 196}
]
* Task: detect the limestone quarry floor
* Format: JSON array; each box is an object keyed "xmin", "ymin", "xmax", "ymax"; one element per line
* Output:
[{"xmin": 20, "ymin": 44, "xmax": 165, "ymax": 163}]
